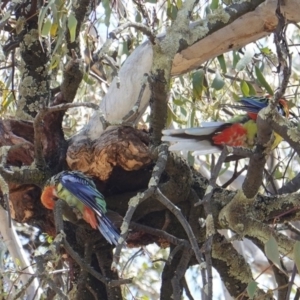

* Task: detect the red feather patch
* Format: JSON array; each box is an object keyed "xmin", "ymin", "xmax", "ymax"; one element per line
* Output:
[
  {"xmin": 83, "ymin": 206, "xmax": 98, "ymax": 229},
  {"xmin": 212, "ymin": 123, "xmax": 247, "ymax": 147},
  {"xmin": 247, "ymin": 112, "xmax": 257, "ymax": 120}
]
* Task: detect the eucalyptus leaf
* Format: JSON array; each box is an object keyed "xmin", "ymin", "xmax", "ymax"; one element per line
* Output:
[
  {"xmin": 247, "ymin": 281, "xmax": 258, "ymax": 299},
  {"xmin": 212, "ymin": 71, "xmax": 225, "ymax": 90},
  {"xmin": 255, "ymin": 66, "xmax": 273, "ymax": 95},
  {"xmin": 265, "ymin": 236, "xmax": 282, "ymax": 271},
  {"xmin": 68, "ymin": 13, "xmax": 77, "ymax": 43},
  {"xmin": 217, "ymin": 54, "xmax": 227, "ymax": 74},
  {"xmin": 240, "ymin": 80, "xmax": 250, "ymax": 96},
  {"xmin": 192, "ymin": 70, "xmax": 204, "ymax": 99},
  {"xmin": 293, "ymin": 241, "xmax": 300, "ymax": 273}
]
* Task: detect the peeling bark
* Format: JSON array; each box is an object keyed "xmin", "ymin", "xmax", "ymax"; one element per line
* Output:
[{"xmin": 67, "ymin": 126, "xmax": 151, "ymax": 180}]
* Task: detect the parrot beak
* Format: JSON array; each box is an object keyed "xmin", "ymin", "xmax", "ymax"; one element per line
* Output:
[{"xmin": 53, "ymin": 189, "xmax": 58, "ymax": 199}]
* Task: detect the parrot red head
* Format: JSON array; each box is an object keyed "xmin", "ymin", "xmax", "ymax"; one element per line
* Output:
[
  {"xmin": 247, "ymin": 98, "xmax": 289, "ymax": 121},
  {"xmin": 41, "ymin": 185, "xmax": 57, "ymax": 210}
]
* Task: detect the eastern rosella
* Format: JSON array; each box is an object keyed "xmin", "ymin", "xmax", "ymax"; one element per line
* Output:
[
  {"xmin": 41, "ymin": 171, "xmax": 120, "ymax": 245},
  {"xmin": 162, "ymin": 96, "xmax": 289, "ymax": 154}
]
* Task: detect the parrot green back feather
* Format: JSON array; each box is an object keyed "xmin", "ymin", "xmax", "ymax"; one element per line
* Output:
[
  {"xmin": 63, "ymin": 171, "xmax": 107, "ymax": 213},
  {"xmin": 243, "ymin": 120, "xmax": 257, "ymax": 148},
  {"xmin": 54, "ymin": 172, "xmax": 107, "ymax": 213},
  {"xmin": 56, "ymin": 182, "xmax": 85, "ymax": 212}
]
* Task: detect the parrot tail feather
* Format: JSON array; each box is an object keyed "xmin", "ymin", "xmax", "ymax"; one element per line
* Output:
[
  {"xmin": 162, "ymin": 124, "xmax": 222, "ymax": 139},
  {"xmin": 162, "ymin": 124, "xmax": 226, "ymax": 154},
  {"xmin": 97, "ymin": 214, "xmax": 121, "ymax": 245},
  {"xmin": 169, "ymin": 140, "xmax": 220, "ymax": 153}
]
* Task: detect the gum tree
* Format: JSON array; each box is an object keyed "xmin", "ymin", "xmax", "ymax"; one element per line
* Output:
[{"xmin": 0, "ymin": 0, "xmax": 300, "ymax": 299}]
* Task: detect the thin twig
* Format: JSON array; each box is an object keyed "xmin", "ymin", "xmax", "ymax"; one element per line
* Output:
[
  {"xmin": 182, "ymin": 276, "xmax": 195, "ymax": 300},
  {"xmin": 272, "ymin": 2, "xmax": 291, "ymax": 108},
  {"xmin": 53, "ymin": 200, "xmax": 131, "ymax": 286},
  {"xmin": 109, "ymin": 22, "xmax": 155, "ymax": 44},
  {"xmin": 12, "ymin": 274, "xmax": 36, "ymax": 300},
  {"xmin": 112, "ymin": 189, "xmax": 154, "ymax": 269},
  {"xmin": 94, "ymin": 22, "xmax": 154, "ymax": 68},
  {"xmin": 196, "ymin": 146, "xmax": 231, "ymax": 299},
  {"xmin": 120, "ymin": 248, "xmax": 144, "ymax": 277},
  {"xmin": 168, "ymin": 244, "xmax": 186, "ymax": 264},
  {"xmin": 155, "ymin": 188, "xmax": 203, "ymax": 266},
  {"xmin": 35, "ymin": 255, "xmax": 68, "ymax": 299},
  {"xmin": 195, "ymin": 146, "xmax": 230, "ymax": 206},
  {"xmin": 284, "ymin": 221, "xmax": 300, "ymax": 237},
  {"xmin": 64, "ymin": 232, "xmax": 131, "ymax": 286},
  {"xmin": 171, "ymin": 248, "xmax": 192, "ymax": 300},
  {"xmin": 222, "ymin": 165, "xmax": 247, "ymax": 189},
  {"xmin": 130, "ymin": 222, "xmax": 190, "ymax": 249},
  {"xmin": 113, "ymin": 144, "xmax": 169, "ymax": 268},
  {"xmin": 285, "ymin": 264, "xmax": 297, "ymax": 300}
]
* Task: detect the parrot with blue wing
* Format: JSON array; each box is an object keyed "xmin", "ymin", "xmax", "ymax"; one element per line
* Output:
[
  {"xmin": 231, "ymin": 96, "xmax": 288, "ymax": 121},
  {"xmin": 162, "ymin": 96, "xmax": 289, "ymax": 155},
  {"xmin": 41, "ymin": 171, "xmax": 120, "ymax": 245}
]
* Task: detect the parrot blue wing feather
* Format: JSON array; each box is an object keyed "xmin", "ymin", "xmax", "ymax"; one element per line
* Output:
[
  {"xmin": 60, "ymin": 172, "xmax": 120, "ymax": 245},
  {"xmin": 238, "ymin": 96, "xmax": 268, "ymax": 113},
  {"xmin": 96, "ymin": 214, "xmax": 120, "ymax": 245},
  {"xmin": 60, "ymin": 172, "xmax": 106, "ymax": 213},
  {"xmin": 230, "ymin": 96, "xmax": 286, "ymax": 116}
]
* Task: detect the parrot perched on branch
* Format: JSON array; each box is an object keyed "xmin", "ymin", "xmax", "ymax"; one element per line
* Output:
[
  {"xmin": 162, "ymin": 96, "xmax": 289, "ymax": 155},
  {"xmin": 41, "ymin": 171, "xmax": 120, "ymax": 245},
  {"xmin": 228, "ymin": 96, "xmax": 288, "ymax": 121}
]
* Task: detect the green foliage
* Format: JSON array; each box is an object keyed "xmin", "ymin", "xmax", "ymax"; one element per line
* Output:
[
  {"xmin": 192, "ymin": 70, "xmax": 205, "ymax": 99},
  {"xmin": 0, "ymin": 81, "xmax": 14, "ymax": 115},
  {"xmin": 211, "ymin": 71, "xmax": 225, "ymax": 90},
  {"xmin": 102, "ymin": 0, "xmax": 112, "ymax": 27},
  {"xmin": 217, "ymin": 54, "xmax": 227, "ymax": 74},
  {"xmin": 135, "ymin": 11, "xmax": 142, "ymax": 22},
  {"xmin": 210, "ymin": 0, "xmax": 219, "ymax": 10},
  {"xmin": 294, "ymin": 241, "xmax": 300, "ymax": 273},
  {"xmin": 41, "ymin": 17, "xmax": 52, "ymax": 37},
  {"xmin": 247, "ymin": 281, "xmax": 258, "ymax": 299},
  {"xmin": 232, "ymin": 51, "xmax": 241, "ymax": 69},
  {"xmin": 167, "ymin": 0, "xmax": 178, "ymax": 21},
  {"xmin": 67, "ymin": 13, "xmax": 78, "ymax": 42},
  {"xmin": 265, "ymin": 236, "xmax": 283, "ymax": 271},
  {"xmin": 240, "ymin": 80, "xmax": 250, "ymax": 96},
  {"xmin": 255, "ymin": 66, "xmax": 273, "ymax": 95}
]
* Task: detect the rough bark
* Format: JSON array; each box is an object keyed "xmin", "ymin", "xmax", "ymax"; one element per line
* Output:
[{"xmin": 2, "ymin": 0, "xmax": 300, "ymax": 298}]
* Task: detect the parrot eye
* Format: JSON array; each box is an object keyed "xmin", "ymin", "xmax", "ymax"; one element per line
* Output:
[
  {"xmin": 46, "ymin": 186, "xmax": 59, "ymax": 201},
  {"xmin": 51, "ymin": 194, "xmax": 58, "ymax": 201}
]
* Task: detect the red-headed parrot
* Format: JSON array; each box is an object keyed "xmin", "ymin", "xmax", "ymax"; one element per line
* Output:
[
  {"xmin": 41, "ymin": 171, "xmax": 120, "ymax": 245},
  {"xmin": 162, "ymin": 96, "xmax": 289, "ymax": 155}
]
